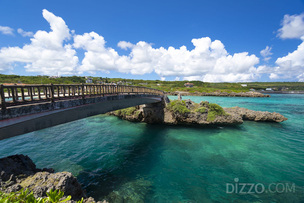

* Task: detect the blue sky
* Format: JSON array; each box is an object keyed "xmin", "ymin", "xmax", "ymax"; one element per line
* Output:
[{"xmin": 0, "ymin": 0, "xmax": 304, "ymax": 82}]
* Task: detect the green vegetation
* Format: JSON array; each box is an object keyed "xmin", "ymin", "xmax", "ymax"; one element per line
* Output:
[
  {"xmin": 0, "ymin": 188, "xmax": 83, "ymax": 203},
  {"xmin": 167, "ymin": 100, "xmax": 190, "ymax": 115},
  {"xmin": 207, "ymin": 103, "xmax": 227, "ymax": 122},
  {"xmin": 116, "ymin": 107, "xmax": 137, "ymax": 116},
  {"xmin": 195, "ymin": 107, "xmax": 207, "ymax": 113},
  {"xmin": 167, "ymin": 100, "xmax": 228, "ymax": 122},
  {"xmin": 1, "ymin": 74, "xmax": 304, "ymax": 93},
  {"xmin": 0, "ymin": 74, "xmax": 86, "ymax": 84}
]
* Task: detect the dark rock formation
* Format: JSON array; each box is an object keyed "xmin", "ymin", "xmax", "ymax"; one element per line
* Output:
[
  {"xmin": 224, "ymin": 106, "xmax": 288, "ymax": 122},
  {"xmin": 0, "ymin": 154, "xmax": 105, "ymax": 203},
  {"xmin": 0, "ymin": 154, "xmax": 53, "ymax": 187}
]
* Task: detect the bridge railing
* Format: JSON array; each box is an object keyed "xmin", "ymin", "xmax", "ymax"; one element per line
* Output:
[{"xmin": 0, "ymin": 84, "xmax": 164, "ymax": 110}]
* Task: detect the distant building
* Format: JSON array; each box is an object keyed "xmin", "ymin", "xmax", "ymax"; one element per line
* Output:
[
  {"xmin": 266, "ymin": 88, "xmax": 273, "ymax": 91},
  {"xmin": 241, "ymin": 84, "xmax": 247, "ymax": 87},
  {"xmin": 184, "ymin": 83, "xmax": 194, "ymax": 87},
  {"xmin": 249, "ymin": 88, "xmax": 255, "ymax": 91},
  {"xmin": 49, "ymin": 76, "xmax": 59, "ymax": 79},
  {"xmin": 138, "ymin": 83, "xmax": 148, "ymax": 85},
  {"xmin": 86, "ymin": 78, "xmax": 93, "ymax": 83}
]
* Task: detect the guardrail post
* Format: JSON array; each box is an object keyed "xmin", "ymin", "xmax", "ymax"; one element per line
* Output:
[
  {"xmin": 81, "ymin": 83, "xmax": 85, "ymax": 100},
  {"xmin": 21, "ymin": 87, "xmax": 25, "ymax": 102},
  {"xmin": 0, "ymin": 84, "xmax": 6, "ymax": 111},
  {"xmin": 50, "ymin": 83, "xmax": 54, "ymax": 103}
]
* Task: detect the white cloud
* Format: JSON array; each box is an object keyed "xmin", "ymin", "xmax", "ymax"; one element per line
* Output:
[
  {"xmin": 269, "ymin": 73, "xmax": 279, "ymax": 80},
  {"xmin": 278, "ymin": 13, "xmax": 304, "ymax": 39},
  {"xmin": 117, "ymin": 41, "xmax": 134, "ymax": 50},
  {"xmin": 0, "ymin": 9, "xmax": 78, "ymax": 75},
  {"xmin": 266, "ymin": 13, "xmax": 304, "ymax": 81},
  {"xmin": 75, "ymin": 35, "xmax": 260, "ymax": 82},
  {"xmin": 260, "ymin": 46, "xmax": 272, "ymax": 61},
  {"xmin": 17, "ymin": 28, "xmax": 34, "ymax": 37},
  {"xmin": 74, "ymin": 32, "xmax": 120, "ymax": 74},
  {"xmin": 160, "ymin": 77, "xmax": 166, "ymax": 81},
  {"xmin": 174, "ymin": 77, "xmax": 180, "ymax": 81},
  {"xmin": 0, "ymin": 9, "xmax": 262, "ymax": 82},
  {"xmin": 0, "ymin": 26, "xmax": 14, "ymax": 35},
  {"xmin": 274, "ymin": 40, "xmax": 304, "ymax": 81}
]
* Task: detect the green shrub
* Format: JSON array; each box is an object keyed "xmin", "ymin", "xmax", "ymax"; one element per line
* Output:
[
  {"xmin": 195, "ymin": 107, "xmax": 207, "ymax": 113},
  {"xmin": 120, "ymin": 107, "xmax": 137, "ymax": 116},
  {"xmin": 167, "ymin": 100, "xmax": 190, "ymax": 115},
  {"xmin": 0, "ymin": 188, "xmax": 82, "ymax": 203},
  {"xmin": 207, "ymin": 103, "xmax": 227, "ymax": 122},
  {"xmin": 199, "ymin": 101, "xmax": 209, "ymax": 107}
]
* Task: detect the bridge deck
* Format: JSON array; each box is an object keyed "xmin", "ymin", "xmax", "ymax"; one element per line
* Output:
[{"xmin": 0, "ymin": 84, "xmax": 164, "ymax": 140}]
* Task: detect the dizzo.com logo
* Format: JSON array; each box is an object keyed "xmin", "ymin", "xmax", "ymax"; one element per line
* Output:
[{"xmin": 226, "ymin": 178, "xmax": 296, "ymax": 194}]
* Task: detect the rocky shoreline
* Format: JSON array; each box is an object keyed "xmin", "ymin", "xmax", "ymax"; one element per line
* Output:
[
  {"xmin": 167, "ymin": 91, "xmax": 270, "ymax": 97},
  {"xmin": 108, "ymin": 97, "xmax": 287, "ymax": 126},
  {"xmin": 0, "ymin": 154, "xmax": 106, "ymax": 203}
]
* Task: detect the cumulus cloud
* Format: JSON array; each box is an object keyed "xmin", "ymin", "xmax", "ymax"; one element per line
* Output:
[
  {"xmin": 17, "ymin": 28, "xmax": 34, "ymax": 37},
  {"xmin": 75, "ymin": 35, "xmax": 260, "ymax": 82},
  {"xmin": 74, "ymin": 32, "xmax": 119, "ymax": 74},
  {"xmin": 274, "ymin": 40, "xmax": 304, "ymax": 81},
  {"xmin": 117, "ymin": 41, "xmax": 134, "ymax": 50},
  {"xmin": 260, "ymin": 46, "xmax": 272, "ymax": 61},
  {"xmin": 0, "ymin": 9, "xmax": 78, "ymax": 75},
  {"xmin": 0, "ymin": 9, "xmax": 262, "ymax": 82},
  {"xmin": 269, "ymin": 13, "xmax": 304, "ymax": 81},
  {"xmin": 278, "ymin": 13, "xmax": 304, "ymax": 39},
  {"xmin": 0, "ymin": 26, "xmax": 14, "ymax": 35}
]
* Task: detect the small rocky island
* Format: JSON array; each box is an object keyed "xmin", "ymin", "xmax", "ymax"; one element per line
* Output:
[{"xmin": 108, "ymin": 97, "xmax": 287, "ymax": 125}]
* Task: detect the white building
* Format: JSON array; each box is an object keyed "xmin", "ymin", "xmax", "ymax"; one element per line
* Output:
[{"xmin": 86, "ymin": 78, "xmax": 93, "ymax": 83}]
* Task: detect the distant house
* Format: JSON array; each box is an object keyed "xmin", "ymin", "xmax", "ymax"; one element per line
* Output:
[
  {"xmin": 49, "ymin": 76, "xmax": 59, "ymax": 79},
  {"xmin": 85, "ymin": 78, "xmax": 93, "ymax": 83},
  {"xmin": 184, "ymin": 83, "xmax": 194, "ymax": 87},
  {"xmin": 249, "ymin": 88, "xmax": 255, "ymax": 91},
  {"xmin": 266, "ymin": 88, "xmax": 273, "ymax": 91},
  {"xmin": 138, "ymin": 83, "xmax": 148, "ymax": 85},
  {"xmin": 241, "ymin": 84, "xmax": 247, "ymax": 87}
]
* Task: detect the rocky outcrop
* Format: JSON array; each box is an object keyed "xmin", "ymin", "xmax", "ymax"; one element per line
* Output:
[
  {"xmin": 168, "ymin": 91, "xmax": 270, "ymax": 97},
  {"xmin": 0, "ymin": 154, "xmax": 105, "ymax": 203},
  {"xmin": 109, "ymin": 98, "xmax": 287, "ymax": 126},
  {"xmin": 224, "ymin": 107, "xmax": 288, "ymax": 122}
]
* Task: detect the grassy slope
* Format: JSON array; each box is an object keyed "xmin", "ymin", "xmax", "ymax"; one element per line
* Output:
[{"xmin": 1, "ymin": 74, "xmax": 304, "ymax": 92}]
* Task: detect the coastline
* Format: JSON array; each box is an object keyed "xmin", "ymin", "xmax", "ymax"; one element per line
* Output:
[
  {"xmin": 257, "ymin": 90, "xmax": 304, "ymax": 94},
  {"xmin": 167, "ymin": 91, "xmax": 270, "ymax": 97}
]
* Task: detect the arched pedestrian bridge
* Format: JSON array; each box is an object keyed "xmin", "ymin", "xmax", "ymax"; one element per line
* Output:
[{"xmin": 0, "ymin": 84, "xmax": 164, "ymax": 140}]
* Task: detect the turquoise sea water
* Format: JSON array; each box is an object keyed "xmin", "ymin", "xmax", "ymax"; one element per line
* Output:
[{"xmin": 0, "ymin": 94, "xmax": 304, "ymax": 202}]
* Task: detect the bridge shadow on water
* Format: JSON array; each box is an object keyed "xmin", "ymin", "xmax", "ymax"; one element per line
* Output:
[{"xmin": 77, "ymin": 123, "xmax": 168, "ymax": 201}]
